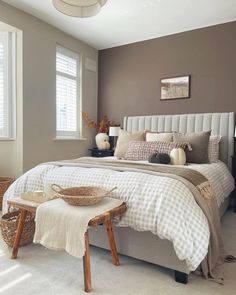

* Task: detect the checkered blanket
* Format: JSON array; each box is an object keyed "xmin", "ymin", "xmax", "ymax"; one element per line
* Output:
[{"xmin": 3, "ymin": 159, "xmax": 234, "ymax": 272}]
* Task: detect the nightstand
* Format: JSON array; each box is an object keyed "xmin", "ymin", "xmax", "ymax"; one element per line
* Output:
[
  {"xmin": 89, "ymin": 148, "xmax": 114, "ymax": 158},
  {"xmin": 231, "ymin": 156, "xmax": 236, "ymax": 212}
]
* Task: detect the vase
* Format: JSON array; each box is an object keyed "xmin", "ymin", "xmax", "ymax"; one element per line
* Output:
[{"xmin": 95, "ymin": 133, "xmax": 109, "ymax": 149}]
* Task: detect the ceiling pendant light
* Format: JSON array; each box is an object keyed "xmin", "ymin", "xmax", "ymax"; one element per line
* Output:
[{"xmin": 52, "ymin": 0, "xmax": 108, "ymax": 18}]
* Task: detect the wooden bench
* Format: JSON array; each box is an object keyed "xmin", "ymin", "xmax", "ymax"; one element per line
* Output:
[{"xmin": 7, "ymin": 198, "xmax": 127, "ymax": 292}]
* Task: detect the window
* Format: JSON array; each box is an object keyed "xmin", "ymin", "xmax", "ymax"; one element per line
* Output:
[
  {"xmin": 0, "ymin": 32, "xmax": 16, "ymax": 139},
  {"xmin": 56, "ymin": 45, "xmax": 80, "ymax": 138}
]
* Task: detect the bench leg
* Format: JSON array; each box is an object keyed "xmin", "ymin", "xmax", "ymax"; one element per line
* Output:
[
  {"xmin": 11, "ymin": 209, "xmax": 27, "ymax": 259},
  {"xmin": 83, "ymin": 231, "xmax": 91, "ymax": 293},
  {"xmin": 105, "ymin": 219, "xmax": 120, "ymax": 266}
]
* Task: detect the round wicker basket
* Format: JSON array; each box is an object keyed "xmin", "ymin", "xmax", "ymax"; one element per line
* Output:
[
  {"xmin": 0, "ymin": 177, "xmax": 14, "ymax": 210},
  {"xmin": 51, "ymin": 184, "xmax": 117, "ymax": 206},
  {"xmin": 0, "ymin": 211, "xmax": 35, "ymax": 247}
]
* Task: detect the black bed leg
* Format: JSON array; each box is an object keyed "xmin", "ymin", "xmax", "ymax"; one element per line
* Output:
[{"xmin": 174, "ymin": 271, "xmax": 188, "ymax": 284}]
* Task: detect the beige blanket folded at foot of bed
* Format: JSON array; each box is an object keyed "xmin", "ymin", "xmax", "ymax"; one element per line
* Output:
[{"xmin": 33, "ymin": 197, "xmax": 123, "ymax": 258}]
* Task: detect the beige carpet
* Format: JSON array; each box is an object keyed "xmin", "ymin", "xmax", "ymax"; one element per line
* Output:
[{"xmin": 0, "ymin": 210, "xmax": 235, "ymax": 295}]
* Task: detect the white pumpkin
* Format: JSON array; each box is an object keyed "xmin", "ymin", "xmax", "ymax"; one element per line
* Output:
[
  {"xmin": 95, "ymin": 133, "xmax": 109, "ymax": 148},
  {"xmin": 170, "ymin": 148, "xmax": 186, "ymax": 165},
  {"xmin": 99, "ymin": 140, "xmax": 110, "ymax": 150}
]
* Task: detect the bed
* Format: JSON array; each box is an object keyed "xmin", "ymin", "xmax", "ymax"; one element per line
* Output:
[
  {"xmin": 2, "ymin": 112, "xmax": 235, "ymax": 284},
  {"xmin": 90, "ymin": 112, "xmax": 235, "ymax": 283}
]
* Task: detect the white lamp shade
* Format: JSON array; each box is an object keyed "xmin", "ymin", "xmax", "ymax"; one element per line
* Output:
[
  {"xmin": 53, "ymin": 0, "xmax": 108, "ymax": 18},
  {"xmin": 109, "ymin": 126, "xmax": 120, "ymax": 137}
]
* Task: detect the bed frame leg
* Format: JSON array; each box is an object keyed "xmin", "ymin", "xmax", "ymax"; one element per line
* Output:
[{"xmin": 174, "ymin": 271, "xmax": 188, "ymax": 284}]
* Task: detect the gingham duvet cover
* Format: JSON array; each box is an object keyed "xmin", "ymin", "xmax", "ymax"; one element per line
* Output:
[{"xmin": 3, "ymin": 160, "xmax": 234, "ymax": 271}]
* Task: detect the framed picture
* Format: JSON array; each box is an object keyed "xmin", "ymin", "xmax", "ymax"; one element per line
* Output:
[{"xmin": 160, "ymin": 75, "xmax": 191, "ymax": 100}]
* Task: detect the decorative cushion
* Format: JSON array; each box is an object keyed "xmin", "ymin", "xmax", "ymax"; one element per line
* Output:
[
  {"xmin": 208, "ymin": 135, "xmax": 221, "ymax": 163},
  {"xmin": 114, "ymin": 129, "xmax": 145, "ymax": 159},
  {"xmin": 173, "ymin": 131, "xmax": 211, "ymax": 164},
  {"xmin": 125, "ymin": 141, "xmax": 189, "ymax": 161},
  {"xmin": 146, "ymin": 132, "xmax": 173, "ymax": 142}
]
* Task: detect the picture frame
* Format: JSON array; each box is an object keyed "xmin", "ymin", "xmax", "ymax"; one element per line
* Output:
[{"xmin": 160, "ymin": 75, "xmax": 191, "ymax": 100}]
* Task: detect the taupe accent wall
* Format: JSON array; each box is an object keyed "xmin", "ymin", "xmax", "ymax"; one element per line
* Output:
[
  {"xmin": 0, "ymin": 1, "xmax": 98, "ymax": 176},
  {"xmin": 98, "ymin": 22, "xmax": 236, "ymax": 125}
]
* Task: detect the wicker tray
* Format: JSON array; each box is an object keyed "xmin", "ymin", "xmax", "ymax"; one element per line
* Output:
[
  {"xmin": 51, "ymin": 184, "xmax": 117, "ymax": 206},
  {"xmin": 0, "ymin": 211, "xmax": 35, "ymax": 247},
  {"xmin": 0, "ymin": 177, "xmax": 14, "ymax": 210}
]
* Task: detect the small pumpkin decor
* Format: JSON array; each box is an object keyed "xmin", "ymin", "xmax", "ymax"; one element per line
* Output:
[
  {"xmin": 148, "ymin": 152, "xmax": 171, "ymax": 164},
  {"xmin": 170, "ymin": 148, "xmax": 186, "ymax": 165},
  {"xmin": 98, "ymin": 139, "xmax": 110, "ymax": 150}
]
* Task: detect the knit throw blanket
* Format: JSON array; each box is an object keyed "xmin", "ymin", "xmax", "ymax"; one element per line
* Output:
[{"xmin": 48, "ymin": 157, "xmax": 235, "ymax": 283}]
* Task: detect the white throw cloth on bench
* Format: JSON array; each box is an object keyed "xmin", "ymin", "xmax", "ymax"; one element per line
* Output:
[{"xmin": 33, "ymin": 197, "xmax": 123, "ymax": 258}]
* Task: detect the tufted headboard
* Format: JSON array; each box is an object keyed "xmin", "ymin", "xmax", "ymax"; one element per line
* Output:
[{"xmin": 123, "ymin": 112, "xmax": 235, "ymax": 169}]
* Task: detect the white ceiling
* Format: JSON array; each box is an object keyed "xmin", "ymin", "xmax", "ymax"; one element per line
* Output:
[{"xmin": 3, "ymin": 0, "xmax": 236, "ymax": 49}]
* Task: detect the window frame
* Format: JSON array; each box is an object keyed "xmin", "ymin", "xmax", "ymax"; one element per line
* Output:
[
  {"xmin": 56, "ymin": 45, "xmax": 82, "ymax": 139},
  {"xmin": 0, "ymin": 31, "xmax": 16, "ymax": 140}
]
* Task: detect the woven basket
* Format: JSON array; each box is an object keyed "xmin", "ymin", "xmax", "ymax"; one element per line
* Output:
[
  {"xmin": 0, "ymin": 211, "xmax": 35, "ymax": 247},
  {"xmin": 0, "ymin": 177, "xmax": 14, "ymax": 210},
  {"xmin": 51, "ymin": 184, "xmax": 117, "ymax": 206}
]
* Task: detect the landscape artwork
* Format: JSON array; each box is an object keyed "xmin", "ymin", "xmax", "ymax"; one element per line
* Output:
[{"xmin": 161, "ymin": 75, "xmax": 190, "ymax": 100}]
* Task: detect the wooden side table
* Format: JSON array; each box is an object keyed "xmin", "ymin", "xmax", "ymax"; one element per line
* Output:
[
  {"xmin": 231, "ymin": 156, "xmax": 236, "ymax": 212},
  {"xmin": 8, "ymin": 198, "xmax": 127, "ymax": 293},
  {"xmin": 89, "ymin": 148, "xmax": 114, "ymax": 158}
]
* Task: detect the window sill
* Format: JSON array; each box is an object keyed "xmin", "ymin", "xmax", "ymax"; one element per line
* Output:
[
  {"xmin": 0, "ymin": 138, "xmax": 15, "ymax": 141},
  {"xmin": 53, "ymin": 137, "xmax": 87, "ymax": 141}
]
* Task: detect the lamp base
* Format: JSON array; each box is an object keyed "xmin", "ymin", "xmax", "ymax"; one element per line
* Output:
[
  {"xmin": 113, "ymin": 137, "xmax": 117, "ymax": 151},
  {"xmin": 234, "ymin": 137, "xmax": 236, "ymax": 155},
  {"xmin": 109, "ymin": 136, "xmax": 118, "ymax": 151}
]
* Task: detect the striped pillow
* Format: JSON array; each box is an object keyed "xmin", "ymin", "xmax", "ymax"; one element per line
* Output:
[{"xmin": 125, "ymin": 141, "xmax": 189, "ymax": 161}]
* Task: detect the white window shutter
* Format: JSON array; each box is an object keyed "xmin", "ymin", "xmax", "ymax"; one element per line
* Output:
[
  {"xmin": 0, "ymin": 32, "xmax": 16, "ymax": 139},
  {"xmin": 0, "ymin": 33, "xmax": 7, "ymax": 137},
  {"xmin": 56, "ymin": 46, "xmax": 80, "ymax": 138}
]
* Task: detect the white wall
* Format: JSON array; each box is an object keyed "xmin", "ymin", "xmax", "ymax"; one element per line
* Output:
[{"xmin": 0, "ymin": 1, "xmax": 98, "ymax": 175}]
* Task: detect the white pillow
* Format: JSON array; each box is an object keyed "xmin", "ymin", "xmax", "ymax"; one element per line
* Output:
[{"xmin": 146, "ymin": 132, "xmax": 173, "ymax": 142}]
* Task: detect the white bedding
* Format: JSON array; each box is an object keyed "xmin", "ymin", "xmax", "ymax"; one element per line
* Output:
[{"xmin": 3, "ymin": 159, "xmax": 234, "ymax": 271}]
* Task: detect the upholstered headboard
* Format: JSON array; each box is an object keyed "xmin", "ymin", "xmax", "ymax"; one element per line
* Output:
[{"xmin": 123, "ymin": 112, "xmax": 235, "ymax": 168}]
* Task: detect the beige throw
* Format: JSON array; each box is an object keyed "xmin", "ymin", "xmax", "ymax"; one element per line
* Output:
[
  {"xmin": 34, "ymin": 197, "xmax": 123, "ymax": 258},
  {"xmin": 47, "ymin": 157, "xmax": 235, "ymax": 283}
]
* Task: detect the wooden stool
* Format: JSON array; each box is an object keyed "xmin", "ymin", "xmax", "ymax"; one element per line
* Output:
[{"xmin": 7, "ymin": 198, "xmax": 127, "ymax": 293}]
